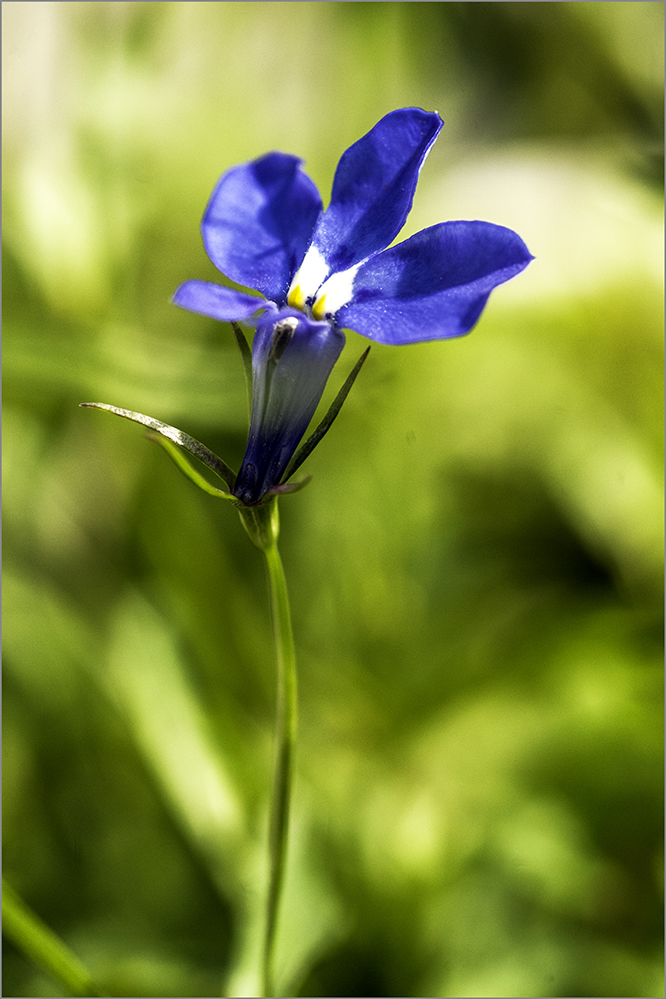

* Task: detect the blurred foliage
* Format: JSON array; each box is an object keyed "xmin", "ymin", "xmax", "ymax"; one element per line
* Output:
[{"xmin": 2, "ymin": 3, "xmax": 663, "ymax": 997}]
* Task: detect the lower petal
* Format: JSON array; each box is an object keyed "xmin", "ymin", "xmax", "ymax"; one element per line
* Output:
[
  {"xmin": 172, "ymin": 280, "xmax": 269, "ymax": 323},
  {"xmin": 335, "ymin": 221, "xmax": 533, "ymax": 344}
]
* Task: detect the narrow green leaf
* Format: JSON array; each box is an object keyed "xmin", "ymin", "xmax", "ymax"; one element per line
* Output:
[
  {"xmin": 231, "ymin": 321, "xmax": 253, "ymax": 423},
  {"xmin": 282, "ymin": 346, "xmax": 371, "ymax": 483},
  {"xmin": 2, "ymin": 878, "xmax": 101, "ymax": 998},
  {"xmin": 80, "ymin": 402, "xmax": 237, "ymax": 491},
  {"xmin": 145, "ymin": 433, "xmax": 236, "ymax": 500}
]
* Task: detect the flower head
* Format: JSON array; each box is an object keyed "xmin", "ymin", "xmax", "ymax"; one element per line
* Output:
[{"xmin": 174, "ymin": 108, "xmax": 532, "ymax": 505}]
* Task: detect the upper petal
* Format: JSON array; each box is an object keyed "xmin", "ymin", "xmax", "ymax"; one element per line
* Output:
[
  {"xmin": 172, "ymin": 280, "xmax": 270, "ymax": 323},
  {"xmin": 335, "ymin": 221, "xmax": 533, "ymax": 344},
  {"xmin": 290, "ymin": 108, "xmax": 442, "ymax": 299},
  {"xmin": 202, "ymin": 153, "xmax": 322, "ymax": 304}
]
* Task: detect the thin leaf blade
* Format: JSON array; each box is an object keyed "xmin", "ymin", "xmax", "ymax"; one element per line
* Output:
[
  {"xmin": 282, "ymin": 346, "xmax": 370, "ymax": 483},
  {"xmin": 145, "ymin": 433, "xmax": 236, "ymax": 500},
  {"xmin": 231, "ymin": 321, "xmax": 253, "ymax": 424},
  {"xmin": 80, "ymin": 402, "xmax": 237, "ymax": 491}
]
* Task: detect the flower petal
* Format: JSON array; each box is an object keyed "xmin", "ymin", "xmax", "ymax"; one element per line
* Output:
[
  {"xmin": 293, "ymin": 108, "xmax": 442, "ymax": 297},
  {"xmin": 172, "ymin": 280, "xmax": 269, "ymax": 322},
  {"xmin": 335, "ymin": 221, "xmax": 533, "ymax": 344},
  {"xmin": 202, "ymin": 153, "xmax": 323, "ymax": 304},
  {"xmin": 233, "ymin": 310, "xmax": 345, "ymax": 505}
]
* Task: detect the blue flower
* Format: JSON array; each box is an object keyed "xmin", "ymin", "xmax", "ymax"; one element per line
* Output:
[{"xmin": 173, "ymin": 108, "xmax": 532, "ymax": 505}]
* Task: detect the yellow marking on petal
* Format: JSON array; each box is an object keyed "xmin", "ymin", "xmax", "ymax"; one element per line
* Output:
[
  {"xmin": 288, "ymin": 284, "xmax": 305, "ymax": 310},
  {"xmin": 312, "ymin": 294, "xmax": 327, "ymax": 320},
  {"xmin": 312, "ymin": 262, "xmax": 361, "ymax": 317}
]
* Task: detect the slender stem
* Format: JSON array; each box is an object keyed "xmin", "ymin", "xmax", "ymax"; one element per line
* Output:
[
  {"xmin": 261, "ymin": 540, "xmax": 298, "ymax": 998},
  {"xmin": 2, "ymin": 878, "xmax": 100, "ymax": 997}
]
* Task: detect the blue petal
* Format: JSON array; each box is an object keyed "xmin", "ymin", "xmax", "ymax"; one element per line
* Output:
[
  {"xmin": 311, "ymin": 108, "xmax": 442, "ymax": 275},
  {"xmin": 234, "ymin": 310, "xmax": 345, "ymax": 505},
  {"xmin": 172, "ymin": 280, "xmax": 269, "ymax": 322},
  {"xmin": 202, "ymin": 153, "xmax": 322, "ymax": 304},
  {"xmin": 335, "ymin": 221, "xmax": 533, "ymax": 344}
]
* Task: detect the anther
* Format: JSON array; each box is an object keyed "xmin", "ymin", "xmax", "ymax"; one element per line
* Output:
[{"xmin": 268, "ymin": 317, "xmax": 298, "ymax": 363}]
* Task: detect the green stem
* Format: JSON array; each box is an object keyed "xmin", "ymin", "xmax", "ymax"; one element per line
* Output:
[
  {"xmin": 261, "ymin": 540, "xmax": 298, "ymax": 998},
  {"xmin": 2, "ymin": 878, "xmax": 100, "ymax": 997}
]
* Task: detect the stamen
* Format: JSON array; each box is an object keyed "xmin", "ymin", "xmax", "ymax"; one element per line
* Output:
[{"xmin": 268, "ymin": 317, "xmax": 298, "ymax": 363}]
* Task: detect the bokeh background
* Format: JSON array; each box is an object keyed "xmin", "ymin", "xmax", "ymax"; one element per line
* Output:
[{"xmin": 3, "ymin": 3, "xmax": 663, "ymax": 997}]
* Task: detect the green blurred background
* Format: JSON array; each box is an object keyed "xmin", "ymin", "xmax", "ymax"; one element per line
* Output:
[{"xmin": 2, "ymin": 3, "xmax": 663, "ymax": 996}]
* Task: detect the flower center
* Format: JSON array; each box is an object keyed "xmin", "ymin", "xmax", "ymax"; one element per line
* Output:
[
  {"xmin": 310, "ymin": 264, "xmax": 362, "ymax": 320},
  {"xmin": 288, "ymin": 245, "xmax": 361, "ymax": 322},
  {"xmin": 287, "ymin": 245, "xmax": 329, "ymax": 312}
]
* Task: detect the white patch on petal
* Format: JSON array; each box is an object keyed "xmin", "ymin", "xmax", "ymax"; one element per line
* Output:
[
  {"xmin": 288, "ymin": 245, "xmax": 329, "ymax": 307},
  {"xmin": 312, "ymin": 262, "xmax": 362, "ymax": 318}
]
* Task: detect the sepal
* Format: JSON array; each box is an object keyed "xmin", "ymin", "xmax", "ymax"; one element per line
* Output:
[
  {"xmin": 282, "ymin": 345, "xmax": 370, "ymax": 483},
  {"xmin": 80, "ymin": 402, "xmax": 237, "ymax": 492},
  {"xmin": 145, "ymin": 434, "xmax": 236, "ymax": 500},
  {"xmin": 268, "ymin": 476, "xmax": 312, "ymax": 496},
  {"xmin": 231, "ymin": 321, "xmax": 253, "ymax": 422}
]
